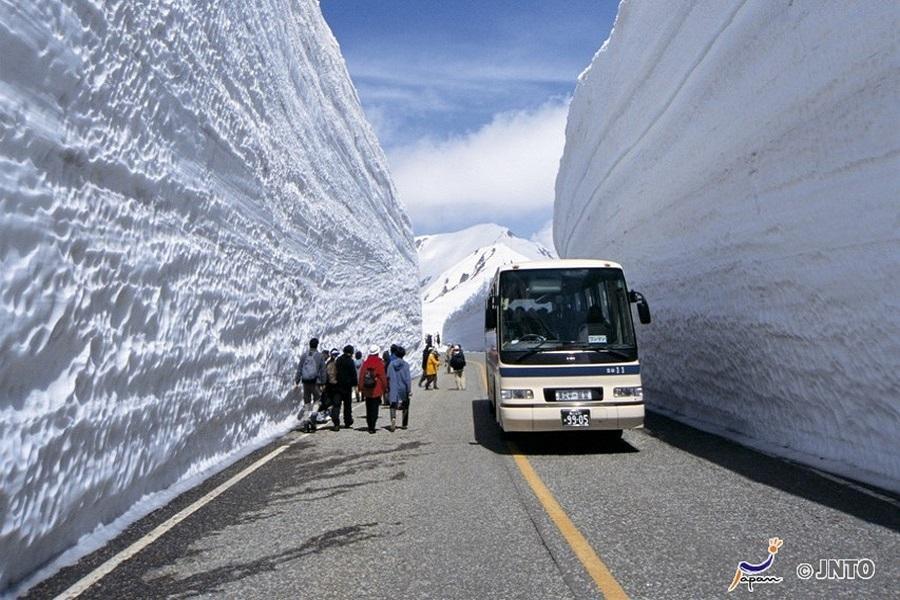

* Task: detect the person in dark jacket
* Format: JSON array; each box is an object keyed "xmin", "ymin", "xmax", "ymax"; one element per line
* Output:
[
  {"xmin": 381, "ymin": 348, "xmax": 394, "ymax": 405},
  {"xmin": 387, "ymin": 346, "xmax": 412, "ymax": 431},
  {"xmin": 294, "ymin": 337, "xmax": 327, "ymax": 418},
  {"xmin": 335, "ymin": 345, "xmax": 358, "ymax": 429},
  {"xmin": 358, "ymin": 345, "xmax": 388, "ymax": 433},
  {"xmin": 418, "ymin": 343, "xmax": 432, "ymax": 387},
  {"xmin": 449, "ymin": 345, "xmax": 466, "ymax": 391}
]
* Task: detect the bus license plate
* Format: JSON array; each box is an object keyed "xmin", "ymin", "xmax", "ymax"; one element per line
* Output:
[
  {"xmin": 561, "ymin": 409, "xmax": 590, "ymax": 427},
  {"xmin": 556, "ymin": 389, "xmax": 592, "ymax": 401}
]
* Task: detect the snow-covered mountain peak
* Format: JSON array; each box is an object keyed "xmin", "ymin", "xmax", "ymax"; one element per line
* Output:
[
  {"xmin": 416, "ymin": 223, "xmax": 553, "ymax": 290},
  {"xmin": 417, "ymin": 224, "xmax": 555, "ymax": 349}
]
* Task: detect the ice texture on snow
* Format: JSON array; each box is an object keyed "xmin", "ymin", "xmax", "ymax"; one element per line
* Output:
[
  {"xmin": 555, "ymin": 1, "xmax": 900, "ymax": 491},
  {"xmin": 418, "ymin": 224, "xmax": 554, "ymax": 349},
  {"xmin": 0, "ymin": 0, "xmax": 419, "ymax": 592}
]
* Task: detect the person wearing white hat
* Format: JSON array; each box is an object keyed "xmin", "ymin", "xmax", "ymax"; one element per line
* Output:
[{"xmin": 358, "ymin": 344, "xmax": 388, "ymax": 433}]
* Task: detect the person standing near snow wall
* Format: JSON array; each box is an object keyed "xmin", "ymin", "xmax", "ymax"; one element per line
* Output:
[
  {"xmin": 294, "ymin": 337, "xmax": 326, "ymax": 416},
  {"xmin": 335, "ymin": 345, "xmax": 357, "ymax": 429},
  {"xmin": 359, "ymin": 345, "xmax": 387, "ymax": 433},
  {"xmin": 387, "ymin": 345, "xmax": 412, "ymax": 431}
]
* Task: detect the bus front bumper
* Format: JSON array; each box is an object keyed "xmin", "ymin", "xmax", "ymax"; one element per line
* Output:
[{"xmin": 499, "ymin": 402, "xmax": 644, "ymax": 432}]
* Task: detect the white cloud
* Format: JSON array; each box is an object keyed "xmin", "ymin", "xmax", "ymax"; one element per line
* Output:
[
  {"xmin": 388, "ymin": 100, "xmax": 569, "ymax": 229},
  {"xmin": 530, "ymin": 219, "xmax": 557, "ymax": 256}
]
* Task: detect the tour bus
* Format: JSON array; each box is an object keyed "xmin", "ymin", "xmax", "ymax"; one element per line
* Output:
[{"xmin": 484, "ymin": 259, "xmax": 651, "ymax": 435}]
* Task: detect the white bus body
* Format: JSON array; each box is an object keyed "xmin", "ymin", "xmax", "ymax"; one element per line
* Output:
[{"xmin": 484, "ymin": 259, "xmax": 651, "ymax": 434}]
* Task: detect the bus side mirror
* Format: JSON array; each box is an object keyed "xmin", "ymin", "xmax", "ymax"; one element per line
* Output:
[
  {"xmin": 485, "ymin": 296, "xmax": 497, "ymax": 329},
  {"xmin": 629, "ymin": 290, "xmax": 652, "ymax": 325}
]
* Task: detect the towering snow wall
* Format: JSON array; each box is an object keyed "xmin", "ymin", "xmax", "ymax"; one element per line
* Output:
[
  {"xmin": 0, "ymin": 0, "xmax": 419, "ymax": 591},
  {"xmin": 555, "ymin": 1, "xmax": 899, "ymax": 491}
]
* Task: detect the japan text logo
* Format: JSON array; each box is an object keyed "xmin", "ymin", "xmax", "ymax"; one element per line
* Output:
[{"xmin": 727, "ymin": 537, "xmax": 784, "ymax": 592}]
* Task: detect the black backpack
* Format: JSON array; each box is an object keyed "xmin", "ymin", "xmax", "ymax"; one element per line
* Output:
[
  {"xmin": 363, "ymin": 367, "xmax": 377, "ymax": 390},
  {"xmin": 450, "ymin": 352, "xmax": 466, "ymax": 370}
]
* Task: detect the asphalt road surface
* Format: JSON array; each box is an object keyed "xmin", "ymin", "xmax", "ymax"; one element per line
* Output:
[{"xmin": 28, "ymin": 355, "xmax": 899, "ymax": 599}]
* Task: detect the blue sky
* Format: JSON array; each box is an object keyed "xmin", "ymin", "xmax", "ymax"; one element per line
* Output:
[{"xmin": 320, "ymin": 1, "xmax": 618, "ymax": 242}]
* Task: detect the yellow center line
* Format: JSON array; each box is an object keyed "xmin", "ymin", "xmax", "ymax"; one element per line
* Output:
[{"xmin": 475, "ymin": 359, "xmax": 629, "ymax": 599}]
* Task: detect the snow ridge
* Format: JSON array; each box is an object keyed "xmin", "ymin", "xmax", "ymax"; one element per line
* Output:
[
  {"xmin": 555, "ymin": 1, "xmax": 900, "ymax": 491},
  {"xmin": 0, "ymin": 0, "xmax": 420, "ymax": 592},
  {"xmin": 418, "ymin": 224, "xmax": 554, "ymax": 349}
]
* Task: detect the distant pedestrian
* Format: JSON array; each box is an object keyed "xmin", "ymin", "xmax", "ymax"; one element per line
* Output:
[
  {"xmin": 387, "ymin": 345, "xmax": 412, "ymax": 431},
  {"xmin": 425, "ymin": 349, "xmax": 440, "ymax": 390},
  {"xmin": 294, "ymin": 337, "xmax": 327, "ymax": 417},
  {"xmin": 418, "ymin": 343, "xmax": 432, "ymax": 387},
  {"xmin": 450, "ymin": 345, "xmax": 466, "ymax": 391},
  {"xmin": 381, "ymin": 349, "xmax": 393, "ymax": 405},
  {"xmin": 335, "ymin": 345, "xmax": 358, "ymax": 429},
  {"xmin": 319, "ymin": 348, "xmax": 341, "ymax": 431},
  {"xmin": 359, "ymin": 345, "xmax": 388, "ymax": 433},
  {"xmin": 353, "ymin": 350, "xmax": 364, "ymax": 402}
]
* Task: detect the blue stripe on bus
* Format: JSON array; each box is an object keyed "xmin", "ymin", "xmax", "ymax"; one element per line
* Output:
[{"xmin": 498, "ymin": 365, "xmax": 640, "ymax": 377}]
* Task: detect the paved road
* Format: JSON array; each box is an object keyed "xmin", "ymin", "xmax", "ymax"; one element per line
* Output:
[{"xmin": 28, "ymin": 355, "xmax": 899, "ymax": 599}]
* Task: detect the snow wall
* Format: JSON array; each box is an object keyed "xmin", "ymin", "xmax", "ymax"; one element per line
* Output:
[
  {"xmin": 554, "ymin": 1, "xmax": 899, "ymax": 491},
  {"xmin": 0, "ymin": 0, "xmax": 420, "ymax": 592}
]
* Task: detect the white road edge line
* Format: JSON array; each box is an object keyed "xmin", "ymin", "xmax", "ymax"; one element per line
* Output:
[{"xmin": 53, "ymin": 399, "xmax": 365, "ymax": 600}]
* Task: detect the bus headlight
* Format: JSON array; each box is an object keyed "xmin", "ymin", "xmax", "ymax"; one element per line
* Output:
[
  {"xmin": 613, "ymin": 386, "xmax": 642, "ymax": 399},
  {"xmin": 500, "ymin": 389, "xmax": 534, "ymax": 400}
]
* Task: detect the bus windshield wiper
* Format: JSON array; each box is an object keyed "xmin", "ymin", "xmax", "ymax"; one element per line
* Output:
[
  {"xmin": 512, "ymin": 340, "xmax": 557, "ymax": 362},
  {"xmin": 562, "ymin": 343, "xmax": 634, "ymax": 361}
]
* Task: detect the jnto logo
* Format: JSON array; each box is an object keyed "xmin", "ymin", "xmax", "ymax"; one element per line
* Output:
[{"xmin": 727, "ymin": 537, "xmax": 784, "ymax": 592}]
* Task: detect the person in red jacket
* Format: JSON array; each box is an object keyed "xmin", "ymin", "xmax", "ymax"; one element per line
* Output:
[{"xmin": 358, "ymin": 344, "xmax": 388, "ymax": 433}]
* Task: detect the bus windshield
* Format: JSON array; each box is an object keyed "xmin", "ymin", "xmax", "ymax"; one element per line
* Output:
[{"xmin": 498, "ymin": 268, "xmax": 636, "ymax": 355}]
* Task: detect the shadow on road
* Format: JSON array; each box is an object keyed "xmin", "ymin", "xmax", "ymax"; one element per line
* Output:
[
  {"xmin": 470, "ymin": 398, "xmax": 639, "ymax": 456},
  {"xmin": 641, "ymin": 411, "xmax": 900, "ymax": 532}
]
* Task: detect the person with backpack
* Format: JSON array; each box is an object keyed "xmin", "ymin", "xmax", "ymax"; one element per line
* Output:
[
  {"xmin": 333, "ymin": 345, "xmax": 357, "ymax": 429},
  {"xmin": 294, "ymin": 337, "xmax": 327, "ymax": 418},
  {"xmin": 353, "ymin": 350, "xmax": 364, "ymax": 402},
  {"xmin": 450, "ymin": 345, "xmax": 467, "ymax": 391},
  {"xmin": 386, "ymin": 345, "xmax": 412, "ymax": 431},
  {"xmin": 358, "ymin": 345, "xmax": 387, "ymax": 433}
]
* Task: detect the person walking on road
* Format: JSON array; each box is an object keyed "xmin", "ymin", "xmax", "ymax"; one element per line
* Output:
[
  {"xmin": 294, "ymin": 337, "xmax": 326, "ymax": 418},
  {"xmin": 424, "ymin": 349, "xmax": 440, "ymax": 390},
  {"xmin": 321, "ymin": 348, "xmax": 341, "ymax": 431},
  {"xmin": 353, "ymin": 350, "xmax": 364, "ymax": 402},
  {"xmin": 359, "ymin": 345, "xmax": 388, "ymax": 433},
  {"xmin": 387, "ymin": 345, "xmax": 412, "ymax": 431},
  {"xmin": 450, "ymin": 345, "xmax": 467, "ymax": 391},
  {"xmin": 418, "ymin": 341, "xmax": 432, "ymax": 387},
  {"xmin": 335, "ymin": 345, "xmax": 357, "ymax": 429},
  {"xmin": 381, "ymin": 347, "xmax": 395, "ymax": 405}
]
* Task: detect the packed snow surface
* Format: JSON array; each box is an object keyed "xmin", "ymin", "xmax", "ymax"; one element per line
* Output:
[
  {"xmin": 417, "ymin": 224, "xmax": 554, "ymax": 349},
  {"xmin": 555, "ymin": 1, "xmax": 900, "ymax": 490},
  {"xmin": 0, "ymin": 0, "xmax": 419, "ymax": 592}
]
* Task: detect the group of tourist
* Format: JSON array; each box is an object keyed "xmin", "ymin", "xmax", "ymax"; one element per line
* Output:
[
  {"xmin": 293, "ymin": 335, "xmax": 467, "ymax": 434},
  {"xmin": 418, "ymin": 336, "xmax": 467, "ymax": 391}
]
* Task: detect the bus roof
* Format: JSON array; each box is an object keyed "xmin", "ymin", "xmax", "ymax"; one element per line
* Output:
[{"xmin": 495, "ymin": 258, "xmax": 624, "ymax": 273}]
